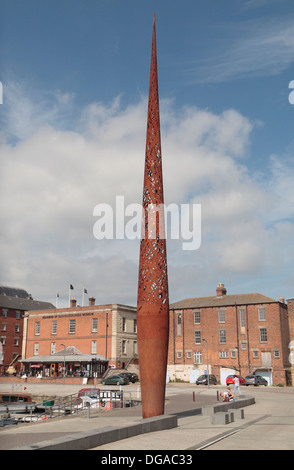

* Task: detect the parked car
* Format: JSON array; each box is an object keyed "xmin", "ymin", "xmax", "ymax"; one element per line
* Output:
[
  {"xmin": 118, "ymin": 372, "xmax": 139, "ymax": 383},
  {"xmin": 101, "ymin": 375, "xmax": 129, "ymax": 386},
  {"xmin": 226, "ymin": 375, "xmax": 245, "ymax": 386},
  {"xmin": 196, "ymin": 374, "xmax": 217, "ymax": 385},
  {"xmin": 245, "ymin": 375, "xmax": 268, "ymax": 386}
]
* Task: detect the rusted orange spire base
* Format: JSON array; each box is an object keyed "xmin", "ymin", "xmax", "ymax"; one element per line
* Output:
[{"xmin": 137, "ymin": 14, "xmax": 169, "ymax": 419}]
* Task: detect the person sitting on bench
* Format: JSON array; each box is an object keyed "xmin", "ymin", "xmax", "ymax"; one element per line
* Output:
[{"xmin": 220, "ymin": 386, "xmax": 234, "ymax": 402}]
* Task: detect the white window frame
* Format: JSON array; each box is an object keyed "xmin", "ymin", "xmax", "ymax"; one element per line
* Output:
[
  {"xmin": 219, "ymin": 329, "xmax": 226, "ymax": 344},
  {"xmin": 35, "ymin": 322, "xmax": 40, "ymax": 336},
  {"xmin": 69, "ymin": 319, "xmax": 76, "ymax": 334},
  {"xmin": 92, "ymin": 318, "xmax": 98, "ymax": 333},
  {"xmin": 218, "ymin": 309, "xmax": 225, "ymax": 323},
  {"xmin": 258, "ymin": 307, "xmax": 266, "ymax": 321}
]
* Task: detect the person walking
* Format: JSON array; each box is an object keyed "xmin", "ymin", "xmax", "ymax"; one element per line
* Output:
[{"xmin": 233, "ymin": 375, "xmax": 242, "ymax": 397}]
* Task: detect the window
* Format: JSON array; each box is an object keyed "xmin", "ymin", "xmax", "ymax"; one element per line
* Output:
[
  {"xmin": 239, "ymin": 309, "xmax": 245, "ymax": 327},
  {"xmin": 187, "ymin": 351, "xmax": 192, "ymax": 359},
  {"xmin": 194, "ymin": 311, "xmax": 200, "ymax": 324},
  {"xmin": 133, "ymin": 341, "xmax": 138, "ymax": 355},
  {"xmin": 14, "ymin": 338, "xmax": 19, "ymax": 346},
  {"xmin": 1, "ymin": 336, "xmax": 6, "ymax": 345},
  {"xmin": 253, "ymin": 350, "xmax": 259, "ymax": 359},
  {"xmin": 69, "ymin": 319, "xmax": 76, "ymax": 334},
  {"xmin": 51, "ymin": 320, "xmax": 57, "ymax": 335},
  {"xmin": 260, "ymin": 328, "xmax": 267, "ymax": 343},
  {"xmin": 219, "ymin": 330, "xmax": 226, "ymax": 344},
  {"xmin": 122, "ymin": 340, "xmax": 126, "ymax": 354},
  {"xmin": 177, "ymin": 313, "xmax": 182, "ymax": 336},
  {"xmin": 231, "ymin": 350, "xmax": 236, "ymax": 359},
  {"xmin": 35, "ymin": 322, "xmax": 40, "ymax": 335},
  {"xmin": 194, "ymin": 331, "xmax": 201, "ymax": 344},
  {"xmin": 1, "ymin": 323, "xmax": 6, "ymax": 332},
  {"xmin": 91, "ymin": 340, "xmax": 97, "ymax": 354},
  {"xmin": 122, "ymin": 317, "xmax": 126, "ymax": 332},
  {"xmin": 219, "ymin": 351, "xmax": 228, "ymax": 358},
  {"xmin": 51, "ymin": 342, "xmax": 56, "ymax": 354},
  {"xmin": 274, "ymin": 349, "xmax": 280, "ymax": 358},
  {"xmin": 194, "ymin": 351, "xmax": 202, "ymax": 364},
  {"xmin": 258, "ymin": 307, "xmax": 266, "ymax": 321},
  {"xmin": 2, "ymin": 310, "xmax": 7, "ymax": 318},
  {"xmin": 241, "ymin": 341, "xmax": 247, "ymax": 350},
  {"xmin": 218, "ymin": 309, "xmax": 225, "ymax": 323},
  {"xmin": 92, "ymin": 318, "xmax": 98, "ymax": 333},
  {"xmin": 34, "ymin": 343, "xmax": 39, "ymax": 355},
  {"xmin": 133, "ymin": 319, "xmax": 137, "ymax": 333},
  {"xmin": 177, "ymin": 351, "xmax": 182, "ymax": 359},
  {"xmin": 16, "ymin": 311, "xmax": 21, "ymax": 319},
  {"xmin": 15, "ymin": 324, "xmax": 20, "ymax": 333}
]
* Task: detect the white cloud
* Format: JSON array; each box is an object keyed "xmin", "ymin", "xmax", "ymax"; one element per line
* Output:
[
  {"xmin": 0, "ymin": 81, "xmax": 293, "ymax": 306},
  {"xmin": 183, "ymin": 16, "xmax": 294, "ymax": 83}
]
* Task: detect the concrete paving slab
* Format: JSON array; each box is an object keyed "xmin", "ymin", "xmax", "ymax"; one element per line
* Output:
[{"xmin": 1, "ymin": 382, "xmax": 294, "ymax": 451}]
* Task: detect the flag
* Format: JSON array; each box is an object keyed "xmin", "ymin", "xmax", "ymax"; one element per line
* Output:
[
  {"xmin": 56, "ymin": 292, "xmax": 59, "ymax": 298},
  {"xmin": 70, "ymin": 284, "xmax": 74, "ymax": 290},
  {"xmin": 84, "ymin": 288, "xmax": 88, "ymax": 294}
]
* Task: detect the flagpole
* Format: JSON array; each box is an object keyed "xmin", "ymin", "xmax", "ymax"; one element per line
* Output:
[
  {"xmin": 82, "ymin": 288, "xmax": 87, "ymax": 307},
  {"xmin": 69, "ymin": 284, "xmax": 74, "ymax": 307}
]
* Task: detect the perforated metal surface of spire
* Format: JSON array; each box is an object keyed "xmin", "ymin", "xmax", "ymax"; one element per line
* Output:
[{"xmin": 137, "ymin": 14, "xmax": 169, "ymax": 419}]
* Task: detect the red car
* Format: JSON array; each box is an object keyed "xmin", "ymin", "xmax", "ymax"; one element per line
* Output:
[{"xmin": 226, "ymin": 375, "xmax": 245, "ymax": 385}]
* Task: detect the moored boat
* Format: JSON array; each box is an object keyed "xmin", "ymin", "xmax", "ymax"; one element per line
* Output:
[{"xmin": 0, "ymin": 392, "xmax": 36, "ymax": 413}]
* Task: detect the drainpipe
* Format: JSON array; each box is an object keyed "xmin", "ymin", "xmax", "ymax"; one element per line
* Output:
[
  {"xmin": 246, "ymin": 305, "xmax": 251, "ymax": 374},
  {"xmin": 235, "ymin": 303, "xmax": 241, "ymax": 373}
]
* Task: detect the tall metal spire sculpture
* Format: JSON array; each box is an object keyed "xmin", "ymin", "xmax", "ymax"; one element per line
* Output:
[{"xmin": 137, "ymin": 14, "xmax": 169, "ymax": 419}]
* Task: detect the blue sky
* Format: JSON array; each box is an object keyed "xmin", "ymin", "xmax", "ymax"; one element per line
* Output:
[{"xmin": 1, "ymin": 0, "xmax": 294, "ymax": 307}]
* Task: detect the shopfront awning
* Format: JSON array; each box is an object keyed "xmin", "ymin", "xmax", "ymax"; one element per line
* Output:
[{"xmin": 21, "ymin": 346, "xmax": 109, "ymax": 364}]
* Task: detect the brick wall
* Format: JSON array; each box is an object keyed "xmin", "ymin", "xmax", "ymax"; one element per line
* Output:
[
  {"xmin": 22, "ymin": 303, "xmax": 137, "ymax": 370},
  {"xmin": 168, "ymin": 301, "xmax": 291, "ymax": 385},
  {"xmin": 0, "ymin": 307, "xmax": 24, "ymax": 371},
  {"xmin": 25, "ymin": 307, "xmax": 112, "ymax": 359}
]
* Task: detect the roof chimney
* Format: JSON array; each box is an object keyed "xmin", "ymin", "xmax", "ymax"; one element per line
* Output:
[
  {"xmin": 70, "ymin": 297, "xmax": 77, "ymax": 308},
  {"xmin": 216, "ymin": 283, "xmax": 227, "ymax": 297},
  {"xmin": 89, "ymin": 296, "xmax": 95, "ymax": 306}
]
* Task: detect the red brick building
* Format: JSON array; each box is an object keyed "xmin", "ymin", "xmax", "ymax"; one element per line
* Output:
[
  {"xmin": 0, "ymin": 286, "xmax": 54, "ymax": 375},
  {"xmin": 21, "ymin": 297, "xmax": 137, "ymax": 378},
  {"xmin": 287, "ymin": 297, "xmax": 294, "ymax": 385},
  {"xmin": 168, "ymin": 284, "xmax": 291, "ymax": 386}
]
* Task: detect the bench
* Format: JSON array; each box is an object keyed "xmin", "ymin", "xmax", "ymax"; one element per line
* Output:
[{"xmin": 210, "ymin": 408, "xmax": 245, "ymax": 425}]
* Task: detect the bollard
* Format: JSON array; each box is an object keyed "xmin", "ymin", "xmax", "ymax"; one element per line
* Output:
[
  {"xmin": 217, "ymin": 390, "xmax": 219, "ymax": 401},
  {"xmin": 193, "ymin": 391, "xmax": 195, "ymax": 402}
]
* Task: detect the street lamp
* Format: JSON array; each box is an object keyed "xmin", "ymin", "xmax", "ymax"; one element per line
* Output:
[
  {"xmin": 61, "ymin": 343, "xmax": 66, "ymax": 384},
  {"xmin": 202, "ymin": 338, "xmax": 210, "ymax": 389}
]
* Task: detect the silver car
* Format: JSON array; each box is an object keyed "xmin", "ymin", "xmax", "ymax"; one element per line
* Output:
[{"xmin": 245, "ymin": 375, "xmax": 268, "ymax": 386}]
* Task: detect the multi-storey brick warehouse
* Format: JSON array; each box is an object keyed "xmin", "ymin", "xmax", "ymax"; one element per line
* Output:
[
  {"xmin": 168, "ymin": 284, "xmax": 291, "ymax": 386},
  {"xmin": 0, "ymin": 286, "xmax": 54, "ymax": 374},
  {"xmin": 21, "ymin": 297, "xmax": 137, "ymax": 377}
]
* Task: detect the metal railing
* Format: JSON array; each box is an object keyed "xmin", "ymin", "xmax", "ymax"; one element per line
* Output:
[{"xmin": 5, "ymin": 389, "xmax": 142, "ymax": 424}]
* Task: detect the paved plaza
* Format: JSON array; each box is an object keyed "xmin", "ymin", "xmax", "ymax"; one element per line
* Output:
[{"xmin": 0, "ymin": 381, "xmax": 294, "ymax": 451}]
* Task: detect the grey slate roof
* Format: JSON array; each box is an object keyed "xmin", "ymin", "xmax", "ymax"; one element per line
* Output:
[
  {"xmin": 0, "ymin": 294, "xmax": 55, "ymax": 311},
  {"xmin": 0, "ymin": 285, "xmax": 31, "ymax": 298},
  {"xmin": 170, "ymin": 292, "xmax": 278, "ymax": 310}
]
